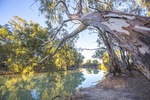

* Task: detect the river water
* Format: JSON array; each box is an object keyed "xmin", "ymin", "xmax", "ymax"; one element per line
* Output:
[{"xmin": 0, "ymin": 68, "xmax": 104, "ymax": 100}]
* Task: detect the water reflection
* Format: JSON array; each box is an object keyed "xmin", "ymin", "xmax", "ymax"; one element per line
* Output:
[
  {"xmin": 78, "ymin": 68, "xmax": 104, "ymax": 88},
  {"xmin": 0, "ymin": 68, "xmax": 104, "ymax": 100},
  {"xmin": 0, "ymin": 70, "xmax": 85, "ymax": 100}
]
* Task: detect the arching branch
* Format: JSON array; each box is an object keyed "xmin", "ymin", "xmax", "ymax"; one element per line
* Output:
[
  {"xmin": 77, "ymin": 0, "xmax": 83, "ymax": 14},
  {"xmin": 54, "ymin": 0, "xmax": 70, "ymax": 18},
  {"xmin": 53, "ymin": 23, "xmax": 87, "ymax": 55},
  {"xmin": 77, "ymin": 48, "xmax": 102, "ymax": 50},
  {"xmin": 43, "ymin": 19, "xmax": 71, "ymax": 45},
  {"xmin": 39, "ymin": 0, "xmax": 150, "ymax": 79},
  {"xmin": 55, "ymin": 0, "xmax": 83, "ymax": 20},
  {"xmin": 30, "ymin": 0, "xmax": 38, "ymax": 8},
  {"xmin": 39, "ymin": 24, "xmax": 86, "ymax": 64}
]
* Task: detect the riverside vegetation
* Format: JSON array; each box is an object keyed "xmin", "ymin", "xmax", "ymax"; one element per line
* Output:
[{"xmin": 0, "ymin": 0, "xmax": 150, "ymax": 100}]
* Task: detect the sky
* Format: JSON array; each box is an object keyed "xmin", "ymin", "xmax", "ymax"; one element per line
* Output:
[
  {"xmin": 0, "ymin": 0, "xmax": 46, "ymax": 26},
  {"xmin": 0, "ymin": 0, "xmax": 99, "ymax": 62}
]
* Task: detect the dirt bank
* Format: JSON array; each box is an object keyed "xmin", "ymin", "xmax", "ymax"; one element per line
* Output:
[{"xmin": 67, "ymin": 70, "xmax": 150, "ymax": 100}]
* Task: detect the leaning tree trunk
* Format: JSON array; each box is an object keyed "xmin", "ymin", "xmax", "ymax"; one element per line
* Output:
[
  {"xmin": 99, "ymin": 31, "xmax": 121, "ymax": 75},
  {"xmin": 45, "ymin": 9, "xmax": 150, "ymax": 80},
  {"xmin": 120, "ymin": 47, "xmax": 134, "ymax": 75},
  {"xmin": 80, "ymin": 10, "xmax": 150, "ymax": 80}
]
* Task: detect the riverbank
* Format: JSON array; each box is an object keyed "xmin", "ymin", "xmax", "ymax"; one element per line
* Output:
[
  {"xmin": 68, "ymin": 70, "xmax": 150, "ymax": 100},
  {"xmin": 0, "ymin": 65, "xmax": 99, "ymax": 75}
]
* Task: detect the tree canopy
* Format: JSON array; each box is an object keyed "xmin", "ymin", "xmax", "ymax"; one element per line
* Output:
[
  {"xmin": 0, "ymin": 0, "xmax": 150, "ymax": 80},
  {"xmin": 37, "ymin": 0, "xmax": 150, "ymax": 79},
  {"xmin": 0, "ymin": 16, "xmax": 84, "ymax": 73}
]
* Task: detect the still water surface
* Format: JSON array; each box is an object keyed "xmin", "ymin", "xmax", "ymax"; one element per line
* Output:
[{"xmin": 0, "ymin": 68, "xmax": 104, "ymax": 100}]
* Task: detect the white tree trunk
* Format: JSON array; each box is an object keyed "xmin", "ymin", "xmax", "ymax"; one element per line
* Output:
[{"xmin": 80, "ymin": 10, "xmax": 150, "ymax": 80}]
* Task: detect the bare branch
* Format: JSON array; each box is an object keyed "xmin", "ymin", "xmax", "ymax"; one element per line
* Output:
[
  {"xmin": 72, "ymin": 21, "xmax": 81, "ymax": 24},
  {"xmin": 69, "ymin": 5, "xmax": 76, "ymax": 12},
  {"xmin": 38, "ymin": 55, "xmax": 49, "ymax": 64},
  {"xmin": 43, "ymin": 19, "xmax": 71, "ymax": 45},
  {"xmin": 88, "ymin": 6, "xmax": 101, "ymax": 12},
  {"xmin": 30, "ymin": 0, "xmax": 38, "ymax": 8},
  {"xmin": 77, "ymin": 48, "xmax": 102, "ymax": 50},
  {"xmin": 39, "ymin": 24, "xmax": 86, "ymax": 64},
  {"xmin": 34, "ymin": 37, "xmax": 45, "ymax": 43},
  {"xmin": 54, "ymin": 0, "xmax": 82, "ymax": 20},
  {"xmin": 69, "ymin": 21, "xmax": 81, "ymax": 30},
  {"xmin": 53, "ymin": 23, "xmax": 87, "ymax": 55},
  {"xmin": 54, "ymin": 0, "xmax": 70, "ymax": 18},
  {"xmin": 76, "ymin": 0, "xmax": 83, "ymax": 14}
]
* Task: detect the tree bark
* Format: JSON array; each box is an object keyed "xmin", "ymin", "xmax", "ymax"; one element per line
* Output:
[
  {"xmin": 80, "ymin": 10, "xmax": 150, "ymax": 80},
  {"xmin": 44, "ymin": 9, "xmax": 150, "ymax": 80},
  {"xmin": 98, "ymin": 31, "xmax": 121, "ymax": 75}
]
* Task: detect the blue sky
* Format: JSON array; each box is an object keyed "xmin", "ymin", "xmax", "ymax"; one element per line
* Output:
[
  {"xmin": 0, "ymin": 0, "xmax": 99, "ymax": 62},
  {"xmin": 0, "ymin": 0, "xmax": 46, "ymax": 26}
]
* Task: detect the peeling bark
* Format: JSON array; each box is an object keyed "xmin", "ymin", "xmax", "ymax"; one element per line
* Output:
[
  {"xmin": 43, "ymin": 8, "xmax": 150, "ymax": 79},
  {"xmin": 98, "ymin": 30, "xmax": 121, "ymax": 75},
  {"xmin": 80, "ymin": 10, "xmax": 150, "ymax": 80}
]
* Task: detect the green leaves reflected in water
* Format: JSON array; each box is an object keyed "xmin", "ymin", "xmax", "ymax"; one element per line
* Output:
[
  {"xmin": 85, "ymin": 68, "xmax": 100, "ymax": 74},
  {"xmin": 0, "ymin": 70, "xmax": 85, "ymax": 100}
]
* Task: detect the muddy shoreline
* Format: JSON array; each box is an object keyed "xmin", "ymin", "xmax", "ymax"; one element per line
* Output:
[{"xmin": 67, "ymin": 70, "xmax": 150, "ymax": 100}]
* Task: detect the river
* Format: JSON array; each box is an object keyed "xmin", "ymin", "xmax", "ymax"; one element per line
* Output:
[{"xmin": 0, "ymin": 68, "xmax": 104, "ymax": 100}]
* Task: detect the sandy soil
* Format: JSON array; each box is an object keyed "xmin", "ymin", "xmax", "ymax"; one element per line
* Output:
[{"xmin": 66, "ymin": 70, "xmax": 150, "ymax": 100}]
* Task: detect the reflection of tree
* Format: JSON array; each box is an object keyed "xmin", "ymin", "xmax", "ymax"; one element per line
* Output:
[
  {"xmin": 0, "ymin": 74, "xmax": 35, "ymax": 100},
  {"xmin": 93, "ymin": 68, "xmax": 99, "ymax": 74},
  {"xmin": 63, "ymin": 71, "xmax": 85, "ymax": 95},
  {"xmin": 0, "ymin": 70, "xmax": 85, "ymax": 100},
  {"xmin": 85, "ymin": 68, "xmax": 99, "ymax": 74},
  {"xmin": 86, "ymin": 68, "xmax": 92, "ymax": 74}
]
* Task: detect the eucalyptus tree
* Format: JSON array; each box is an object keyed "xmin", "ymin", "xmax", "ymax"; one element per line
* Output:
[
  {"xmin": 0, "ymin": 16, "xmax": 84, "ymax": 72},
  {"xmin": 38, "ymin": 0, "xmax": 150, "ymax": 79},
  {"xmin": 0, "ymin": 16, "xmax": 50, "ymax": 72}
]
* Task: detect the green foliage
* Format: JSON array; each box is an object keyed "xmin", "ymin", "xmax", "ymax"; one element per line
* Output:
[
  {"xmin": 0, "ymin": 70, "xmax": 85, "ymax": 100},
  {"xmin": 83, "ymin": 59, "xmax": 99, "ymax": 67},
  {"xmin": 73, "ymin": 50, "xmax": 85, "ymax": 67},
  {"xmin": 100, "ymin": 50, "xmax": 121, "ymax": 72},
  {"xmin": 0, "ymin": 16, "xmax": 84, "ymax": 73},
  {"xmin": 92, "ymin": 60, "xmax": 99, "ymax": 66},
  {"xmin": 53, "ymin": 44, "xmax": 75, "ymax": 70},
  {"xmin": 100, "ymin": 63, "xmax": 108, "ymax": 72},
  {"xmin": 85, "ymin": 59, "xmax": 92, "ymax": 65},
  {"xmin": 99, "ymin": 53, "xmax": 109, "ymax": 72},
  {"xmin": 0, "ymin": 16, "xmax": 49, "ymax": 73},
  {"xmin": 38, "ymin": 0, "xmax": 113, "ymax": 30},
  {"xmin": 102, "ymin": 53, "xmax": 110, "ymax": 67},
  {"xmin": 85, "ymin": 68, "xmax": 99, "ymax": 74}
]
